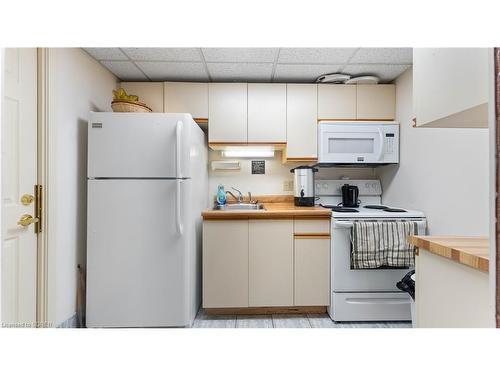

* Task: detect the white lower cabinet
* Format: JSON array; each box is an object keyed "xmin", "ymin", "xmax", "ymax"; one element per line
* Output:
[
  {"xmin": 249, "ymin": 220, "xmax": 294, "ymax": 307},
  {"xmin": 415, "ymin": 250, "xmax": 491, "ymax": 327},
  {"xmin": 294, "ymin": 237, "xmax": 330, "ymax": 306},
  {"xmin": 202, "ymin": 221, "xmax": 249, "ymax": 308},
  {"xmin": 202, "ymin": 218, "xmax": 331, "ymax": 309}
]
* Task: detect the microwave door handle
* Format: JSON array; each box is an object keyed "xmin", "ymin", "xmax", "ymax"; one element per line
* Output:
[
  {"xmin": 376, "ymin": 129, "xmax": 384, "ymax": 161},
  {"xmin": 333, "ymin": 220, "xmax": 426, "ymax": 230}
]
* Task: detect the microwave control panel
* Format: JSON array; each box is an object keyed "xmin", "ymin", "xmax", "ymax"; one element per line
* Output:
[{"xmin": 385, "ymin": 133, "xmax": 395, "ymax": 154}]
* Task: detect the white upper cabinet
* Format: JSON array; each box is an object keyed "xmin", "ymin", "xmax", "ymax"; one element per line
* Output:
[
  {"xmin": 119, "ymin": 82, "xmax": 164, "ymax": 112},
  {"xmin": 286, "ymin": 84, "xmax": 318, "ymax": 160},
  {"xmin": 413, "ymin": 48, "xmax": 489, "ymax": 128},
  {"xmin": 318, "ymin": 84, "xmax": 396, "ymax": 121},
  {"xmin": 247, "ymin": 84, "xmax": 286, "ymax": 143},
  {"xmin": 318, "ymin": 85, "xmax": 356, "ymax": 120},
  {"xmin": 164, "ymin": 82, "xmax": 208, "ymax": 119},
  {"xmin": 356, "ymin": 84, "xmax": 395, "ymax": 120},
  {"xmin": 208, "ymin": 83, "xmax": 248, "ymax": 143}
]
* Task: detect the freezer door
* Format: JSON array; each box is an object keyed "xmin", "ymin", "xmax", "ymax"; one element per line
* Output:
[
  {"xmin": 88, "ymin": 112, "xmax": 193, "ymax": 178},
  {"xmin": 86, "ymin": 179, "xmax": 192, "ymax": 327}
]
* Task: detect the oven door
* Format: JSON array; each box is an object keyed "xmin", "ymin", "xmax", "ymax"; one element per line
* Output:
[
  {"xmin": 331, "ymin": 219, "xmax": 426, "ymax": 292},
  {"xmin": 318, "ymin": 123, "xmax": 399, "ymax": 164}
]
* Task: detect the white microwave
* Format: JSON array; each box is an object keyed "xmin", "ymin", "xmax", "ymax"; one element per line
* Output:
[{"xmin": 318, "ymin": 121, "xmax": 399, "ymax": 165}]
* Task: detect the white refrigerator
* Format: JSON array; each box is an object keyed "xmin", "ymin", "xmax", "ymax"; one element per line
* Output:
[{"xmin": 86, "ymin": 112, "xmax": 208, "ymax": 327}]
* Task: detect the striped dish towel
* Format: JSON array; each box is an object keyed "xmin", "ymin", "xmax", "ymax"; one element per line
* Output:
[{"xmin": 351, "ymin": 221, "xmax": 418, "ymax": 269}]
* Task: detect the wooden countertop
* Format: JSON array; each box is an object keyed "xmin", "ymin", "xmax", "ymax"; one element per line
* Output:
[
  {"xmin": 201, "ymin": 195, "xmax": 331, "ymax": 220},
  {"xmin": 408, "ymin": 236, "xmax": 489, "ymax": 273}
]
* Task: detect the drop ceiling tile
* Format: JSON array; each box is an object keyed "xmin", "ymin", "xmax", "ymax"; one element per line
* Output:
[
  {"xmin": 274, "ymin": 64, "xmax": 343, "ymax": 82},
  {"xmin": 202, "ymin": 48, "xmax": 278, "ymax": 63},
  {"xmin": 84, "ymin": 48, "xmax": 128, "ymax": 60},
  {"xmin": 207, "ymin": 63, "xmax": 273, "ymax": 82},
  {"xmin": 341, "ymin": 64, "xmax": 411, "ymax": 82},
  {"xmin": 349, "ymin": 48, "xmax": 413, "ymax": 64},
  {"xmin": 100, "ymin": 61, "xmax": 148, "ymax": 80},
  {"xmin": 277, "ymin": 48, "xmax": 358, "ymax": 64},
  {"xmin": 136, "ymin": 61, "xmax": 208, "ymax": 81},
  {"xmin": 121, "ymin": 48, "xmax": 202, "ymax": 62}
]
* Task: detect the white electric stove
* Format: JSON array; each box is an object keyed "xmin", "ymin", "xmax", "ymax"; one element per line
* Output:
[{"xmin": 315, "ymin": 179, "xmax": 426, "ymax": 322}]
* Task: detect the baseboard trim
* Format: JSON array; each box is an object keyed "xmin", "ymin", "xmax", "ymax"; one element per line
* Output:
[{"xmin": 204, "ymin": 306, "xmax": 327, "ymax": 315}]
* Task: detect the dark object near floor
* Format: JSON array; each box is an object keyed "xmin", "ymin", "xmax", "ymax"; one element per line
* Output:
[{"xmin": 397, "ymin": 270, "xmax": 415, "ymax": 300}]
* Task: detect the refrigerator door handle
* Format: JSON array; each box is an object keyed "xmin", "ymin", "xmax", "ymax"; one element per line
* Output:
[
  {"xmin": 176, "ymin": 120, "xmax": 182, "ymax": 178},
  {"xmin": 176, "ymin": 179, "xmax": 184, "ymax": 236}
]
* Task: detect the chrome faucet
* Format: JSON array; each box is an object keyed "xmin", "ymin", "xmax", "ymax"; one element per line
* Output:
[{"xmin": 226, "ymin": 187, "xmax": 243, "ymax": 203}]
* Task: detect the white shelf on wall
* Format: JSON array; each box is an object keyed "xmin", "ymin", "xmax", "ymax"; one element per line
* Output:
[{"xmin": 211, "ymin": 160, "xmax": 241, "ymax": 171}]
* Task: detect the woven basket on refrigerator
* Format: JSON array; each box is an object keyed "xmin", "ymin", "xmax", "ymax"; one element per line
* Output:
[{"xmin": 111, "ymin": 99, "xmax": 152, "ymax": 113}]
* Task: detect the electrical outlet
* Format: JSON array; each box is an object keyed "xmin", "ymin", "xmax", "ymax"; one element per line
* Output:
[{"xmin": 283, "ymin": 180, "xmax": 294, "ymax": 192}]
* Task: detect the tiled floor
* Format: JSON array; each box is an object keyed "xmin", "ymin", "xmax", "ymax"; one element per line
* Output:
[{"xmin": 192, "ymin": 308, "xmax": 412, "ymax": 328}]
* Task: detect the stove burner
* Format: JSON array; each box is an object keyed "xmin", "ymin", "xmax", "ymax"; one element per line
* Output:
[
  {"xmin": 320, "ymin": 204, "xmax": 359, "ymax": 213},
  {"xmin": 383, "ymin": 208, "xmax": 407, "ymax": 213},
  {"xmin": 364, "ymin": 205, "xmax": 407, "ymax": 213},
  {"xmin": 364, "ymin": 205, "xmax": 389, "ymax": 210},
  {"xmin": 332, "ymin": 207, "xmax": 359, "ymax": 212}
]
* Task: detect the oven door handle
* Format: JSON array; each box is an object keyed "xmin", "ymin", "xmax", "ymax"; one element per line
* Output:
[
  {"xmin": 345, "ymin": 297, "xmax": 410, "ymax": 305},
  {"xmin": 332, "ymin": 221, "xmax": 354, "ymax": 229},
  {"xmin": 333, "ymin": 220, "xmax": 427, "ymax": 229}
]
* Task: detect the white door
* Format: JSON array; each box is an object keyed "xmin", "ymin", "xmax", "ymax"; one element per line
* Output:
[
  {"xmin": 86, "ymin": 179, "xmax": 191, "ymax": 327},
  {"xmin": 1, "ymin": 48, "xmax": 38, "ymax": 326}
]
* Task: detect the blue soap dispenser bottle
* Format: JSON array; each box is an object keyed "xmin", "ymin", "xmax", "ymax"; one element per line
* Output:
[{"xmin": 216, "ymin": 184, "xmax": 226, "ymax": 205}]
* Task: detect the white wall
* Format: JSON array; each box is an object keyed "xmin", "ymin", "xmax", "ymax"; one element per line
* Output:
[
  {"xmin": 378, "ymin": 68, "xmax": 489, "ymax": 235},
  {"xmin": 208, "ymin": 149, "xmax": 376, "ymax": 202},
  {"xmin": 47, "ymin": 48, "xmax": 117, "ymax": 325}
]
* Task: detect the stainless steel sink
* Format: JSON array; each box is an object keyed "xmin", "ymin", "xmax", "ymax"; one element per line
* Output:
[{"xmin": 214, "ymin": 203, "xmax": 265, "ymax": 211}]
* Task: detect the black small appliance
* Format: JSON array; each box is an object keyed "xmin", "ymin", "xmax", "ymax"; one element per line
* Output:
[{"xmin": 341, "ymin": 184, "xmax": 360, "ymax": 208}]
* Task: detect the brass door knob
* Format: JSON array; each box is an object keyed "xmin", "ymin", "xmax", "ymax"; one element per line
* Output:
[
  {"xmin": 17, "ymin": 214, "xmax": 39, "ymax": 227},
  {"xmin": 20, "ymin": 194, "xmax": 34, "ymax": 205}
]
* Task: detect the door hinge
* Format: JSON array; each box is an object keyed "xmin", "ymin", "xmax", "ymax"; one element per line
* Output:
[{"xmin": 34, "ymin": 184, "xmax": 42, "ymax": 234}]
